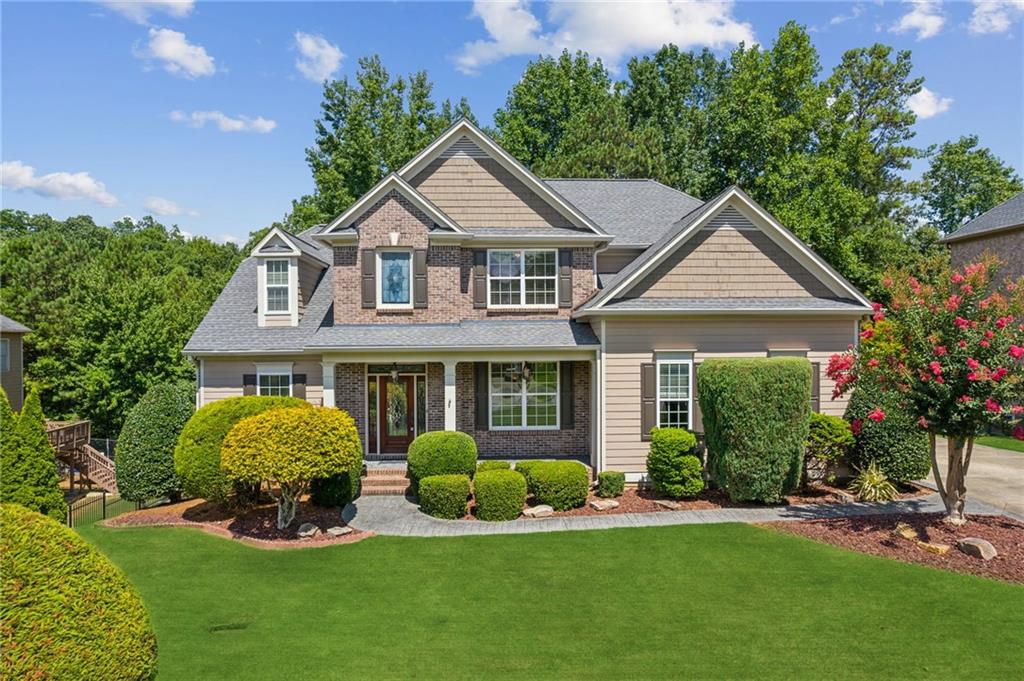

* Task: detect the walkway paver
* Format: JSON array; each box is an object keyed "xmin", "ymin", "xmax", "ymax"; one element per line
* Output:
[{"xmin": 343, "ymin": 493, "xmax": 1005, "ymax": 538}]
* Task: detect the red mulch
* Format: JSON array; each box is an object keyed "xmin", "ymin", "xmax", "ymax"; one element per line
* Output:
[
  {"xmin": 768, "ymin": 512, "xmax": 1024, "ymax": 584},
  {"xmin": 105, "ymin": 498, "xmax": 371, "ymax": 549}
]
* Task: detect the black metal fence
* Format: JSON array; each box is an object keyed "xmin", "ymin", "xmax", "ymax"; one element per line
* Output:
[
  {"xmin": 89, "ymin": 438, "xmax": 117, "ymax": 459},
  {"xmin": 67, "ymin": 491, "xmax": 140, "ymax": 528}
]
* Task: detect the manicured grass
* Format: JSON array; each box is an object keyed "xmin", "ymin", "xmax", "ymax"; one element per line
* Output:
[
  {"xmin": 977, "ymin": 434, "xmax": 1024, "ymax": 453},
  {"xmin": 79, "ymin": 523, "xmax": 1024, "ymax": 680}
]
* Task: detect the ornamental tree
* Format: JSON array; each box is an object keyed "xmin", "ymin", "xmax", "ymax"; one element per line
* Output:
[
  {"xmin": 220, "ymin": 407, "xmax": 362, "ymax": 529},
  {"xmin": 828, "ymin": 257, "xmax": 1024, "ymax": 524}
]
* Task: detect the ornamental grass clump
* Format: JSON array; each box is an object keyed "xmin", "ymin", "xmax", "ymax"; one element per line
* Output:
[{"xmin": 848, "ymin": 462, "xmax": 899, "ymax": 502}]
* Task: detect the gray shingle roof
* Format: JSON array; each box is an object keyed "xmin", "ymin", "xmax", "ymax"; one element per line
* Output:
[
  {"xmin": 941, "ymin": 191, "xmax": 1024, "ymax": 243},
  {"xmin": 467, "ymin": 226, "xmax": 603, "ymax": 238},
  {"xmin": 307, "ymin": 320, "xmax": 598, "ymax": 349},
  {"xmin": 0, "ymin": 314, "xmax": 31, "ymax": 333},
  {"xmin": 593, "ymin": 297, "xmax": 870, "ymax": 312},
  {"xmin": 544, "ymin": 179, "xmax": 703, "ymax": 246}
]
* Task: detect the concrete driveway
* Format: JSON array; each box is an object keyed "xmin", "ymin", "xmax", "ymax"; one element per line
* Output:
[{"xmin": 928, "ymin": 439, "xmax": 1024, "ymax": 519}]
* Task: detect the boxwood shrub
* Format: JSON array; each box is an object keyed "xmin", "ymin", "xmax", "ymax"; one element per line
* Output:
[
  {"xmin": 530, "ymin": 460, "xmax": 589, "ymax": 511},
  {"xmin": 174, "ymin": 395, "xmax": 311, "ymax": 505},
  {"xmin": 310, "ymin": 462, "xmax": 363, "ymax": 507},
  {"xmin": 646, "ymin": 428, "xmax": 702, "ymax": 498},
  {"xmin": 407, "ymin": 431, "xmax": 477, "ymax": 494},
  {"xmin": 477, "ymin": 459, "xmax": 511, "ymax": 472},
  {"xmin": 698, "ymin": 358, "xmax": 811, "ymax": 503},
  {"xmin": 474, "ymin": 469, "xmax": 527, "ymax": 521},
  {"xmin": 845, "ymin": 383, "xmax": 930, "ymax": 482},
  {"xmin": 115, "ymin": 381, "xmax": 194, "ymax": 502},
  {"xmin": 1, "ymin": 503, "xmax": 157, "ymax": 680},
  {"xmin": 418, "ymin": 474, "xmax": 470, "ymax": 519},
  {"xmin": 596, "ymin": 471, "xmax": 625, "ymax": 498},
  {"xmin": 513, "ymin": 459, "xmax": 546, "ymax": 493}
]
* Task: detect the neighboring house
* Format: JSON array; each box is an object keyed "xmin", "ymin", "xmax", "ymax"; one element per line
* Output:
[
  {"xmin": 940, "ymin": 190, "xmax": 1024, "ymax": 282},
  {"xmin": 0, "ymin": 314, "xmax": 31, "ymax": 411},
  {"xmin": 186, "ymin": 119, "xmax": 871, "ymax": 479}
]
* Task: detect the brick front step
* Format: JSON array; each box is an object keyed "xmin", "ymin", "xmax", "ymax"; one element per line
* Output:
[
  {"xmin": 360, "ymin": 484, "xmax": 410, "ymax": 496},
  {"xmin": 363, "ymin": 466, "xmax": 409, "ymax": 479}
]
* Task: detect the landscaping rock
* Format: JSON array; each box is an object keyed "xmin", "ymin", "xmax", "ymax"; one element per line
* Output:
[
  {"xmin": 589, "ymin": 499, "xmax": 620, "ymax": 512},
  {"xmin": 956, "ymin": 537, "xmax": 997, "ymax": 561},
  {"xmin": 326, "ymin": 526, "xmax": 352, "ymax": 537},
  {"xmin": 894, "ymin": 522, "xmax": 919, "ymax": 541},
  {"xmin": 835, "ymin": 491, "xmax": 856, "ymax": 504},
  {"xmin": 916, "ymin": 540, "xmax": 951, "ymax": 555},
  {"xmin": 522, "ymin": 505, "xmax": 553, "ymax": 518},
  {"xmin": 653, "ymin": 500, "xmax": 681, "ymax": 511},
  {"xmin": 297, "ymin": 523, "xmax": 320, "ymax": 538}
]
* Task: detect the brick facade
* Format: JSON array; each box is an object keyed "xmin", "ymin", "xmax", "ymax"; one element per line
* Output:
[
  {"xmin": 334, "ymin": 363, "xmax": 366, "ymax": 448},
  {"xmin": 949, "ymin": 227, "xmax": 1024, "ymax": 284}
]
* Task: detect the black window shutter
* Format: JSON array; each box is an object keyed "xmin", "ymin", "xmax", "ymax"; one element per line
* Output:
[
  {"xmin": 811, "ymin": 362, "xmax": 821, "ymax": 413},
  {"xmin": 692, "ymin": 363, "xmax": 703, "ymax": 434},
  {"xmin": 559, "ymin": 362, "xmax": 574, "ymax": 430},
  {"xmin": 243, "ymin": 374, "xmax": 257, "ymax": 396},
  {"xmin": 413, "ymin": 249, "xmax": 428, "ymax": 308},
  {"xmin": 292, "ymin": 374, "xmax": 306, "ymax": 400},
  {"xmin": 640, "ymin": 362, "xmax": 656, "ymax": 441},
  {"xmin": 558, "ymin": 248, "xmax": 573, "ymax": 308},
  {"xmin": 473, "ymin": 250, "xmax": 487, "ymax": 308},
  {"xmin": 361, "ymin": 249, "xmax": 375, "ymax": 308},
  {"xmin": 474, "ymin": 362, "xmax": 489, "ymax": 430}
]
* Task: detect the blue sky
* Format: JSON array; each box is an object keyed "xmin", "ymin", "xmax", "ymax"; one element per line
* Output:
[{"xmin": 2, "ymin": 1, "xmax": 1022, "ymax": 244}]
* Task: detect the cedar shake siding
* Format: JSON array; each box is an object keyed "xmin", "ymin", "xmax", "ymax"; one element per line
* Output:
[{"xmin": 948, "ymin": 226, "xmax": 1024, "ymax": 284}]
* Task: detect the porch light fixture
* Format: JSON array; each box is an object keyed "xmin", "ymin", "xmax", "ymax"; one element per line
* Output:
[{"xmin": 390, "ymin": 363, "xmax": 400, "ymax": 383}]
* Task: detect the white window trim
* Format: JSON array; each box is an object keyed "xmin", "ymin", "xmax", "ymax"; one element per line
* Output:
[
  {"xmin": 255, "ymin": 362, "xmax": 293, "ymax": 397},
  {"xmin": 257, "ymin": 257, "xmax": 298, "ymax": 327},
  {"xmin": 486, "ymin": 248, "xmax": 558, "ymax": 310},
  {"xmin": 488, "ymin": 361, "xmax": 560, "ymax": 431},
  {"xmin": 265, "ymin": 259, "xmax": 292, "ymax": 314},
  {"xmin": 376, "ymin": 248, "xmax": 414, "ymax": 310},
  {"xmin": 655, "ymin": 358, "xmax": 693, "ymax": 430},
  {"xmin": 0, "ymin": 338, "xmax": 9, "ymax": 372}
]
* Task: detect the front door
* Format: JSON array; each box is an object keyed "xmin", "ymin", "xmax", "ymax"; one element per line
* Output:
[{"xmin": 380, "ymin": 376, "xmax": 415, "ymax": 453}]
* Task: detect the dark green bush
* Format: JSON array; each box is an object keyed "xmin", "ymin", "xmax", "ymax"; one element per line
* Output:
[
  {"xmin": 530, "ymin": 461, "xmax": 589, "ymax": 510},
  {"xmin": 477, "ymin": 459, "xmax": 511, "ymax": 472},
  {"xmin": 115, "ymin": 381, "xmax": 194, "ymax": 502},
  {"xmin": 310, "ymin": 462, "xmax": 363, "ymax": 507},
  {"xmin": 174, "ymin": 395, "xmax": 311, "ymax": 505},
  {"xmin": 698, "ymin": 358, "xmax": 811, "ymax": 502},
  {"xmin": 418, "ymin": 474, "xmax": 470, "ymax": 519},
  {"xmin": 596, "ymin": 471, "xmax": 625, "ymax": 498},
  {"xmin": 845, "ymin": 383, "xmax": 930, "ymax": 482},
  {"xmin": 805, "ymin": 413, "xmax": 855, "ymax": 462},
  {"xmin": 0, "ymin": 386, "xmax": 66, "ymax": 521},
  {"xmin": 407, "ymin": 431, "xmax": 477, "ymax": 493},
  {"xmin": 474, "ymin": 469, "xmax": 527, "ymax": 521},
  {"xmin": 513, "ymin": 459, "xmax": 546, "ymax": 493},
  {"xmin": 1, "ymin": 503, "xmax": 157, "ymax": 680},
  {"xmin": 646, "ymin": 428, "xmax": 702, "ymax": 498}
]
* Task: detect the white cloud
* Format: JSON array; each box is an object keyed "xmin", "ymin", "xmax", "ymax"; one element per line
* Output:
[
  {"xmin": 968, "ymin": 0, "xmax": 1024, "ymax": 34},
  {"xmin": 890, "ymin": 0, "xmax": 945, "ymax": 40},
  {"xmin": 455, "ymin": 0, "xmax": 755, "ymax": 75},
  {"xmin": 99, "ymin": 1, "xmax": 194, "ymax": 25},
  {"xmin": 143, "ymin": 196, "xmax": 184, "ymax": 215},
  {"xmin": 293, "ymin": 32, "xmax": 344, "ymax": 82},
  {"xmin": 1, "ymin": 160, "xmax": 118, "ymax": 206},
  {"xmin": 830, "ymin": 3, "xmax": 866, "ymax": 26},
  {"xmin": 907, "ymin": 86, "xmax": 953, "ymax": 119},
  {"xmin": 169, "ymin": 110, "xmax": 277, "ymax": 133},
  {"xmin": 136, "ymin": 27, "xmax": 215, "ymax": 78}
]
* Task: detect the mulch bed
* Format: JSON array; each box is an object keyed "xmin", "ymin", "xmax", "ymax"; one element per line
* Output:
[
  {"xmin": 105, "ymin": 498, "xmax": 372, "ymax": 549},
  {"xmin": 768, "ymin": 512, "xmax": 1024, "ymax": 584}
]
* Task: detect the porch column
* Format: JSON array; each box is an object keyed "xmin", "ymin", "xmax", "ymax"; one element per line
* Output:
[
  {"xmin": 321, "ymin": 361, "xmax": 336, "ymax": 408},
  {"xmin": 443, "ymin": 359, "xmax": 457, "ymax": 431}
]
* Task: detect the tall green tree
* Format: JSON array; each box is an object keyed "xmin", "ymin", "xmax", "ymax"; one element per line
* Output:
[
  {"xmin": 920, "ymin": 135, "xmax": 1023, "ymax": 235},
  {"xmin": 0, "ymin": 385, "xmax": 66, "ymax": 521}
]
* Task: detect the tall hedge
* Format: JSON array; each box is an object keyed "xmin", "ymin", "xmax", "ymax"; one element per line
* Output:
[
  {"xmin": 116, "ymin": 381, "xmax": 194, "ymax": 502},
  {"xmin": 845, "ymin": 382, "xmax": 930, "ymax": 482},
  {"xmin": 174, "ymin": 395, "xmax": 311, "ymax": 505},
  {"xmin": 0, "ymin": 386, "xmax": 66, "ymax": 521},
  {"xmin": 697, "ymin": 358, "xmax": 811, "ymax": 502},
  {"xmin": 1, "ymin": 503, "xmax": 157, "ymax": 680}
]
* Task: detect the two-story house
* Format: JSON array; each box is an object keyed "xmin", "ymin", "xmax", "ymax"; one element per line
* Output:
[{"xmin": 185, "ymin": 119, "xmax": 872, "ymax": 480}]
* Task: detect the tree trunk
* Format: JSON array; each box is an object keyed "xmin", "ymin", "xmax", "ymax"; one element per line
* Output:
[
  {"xmin": 932, "ymin": 436, "xmax": 970, "ymax": 526},
  {"xmin": 276, "ymin": 492, "xmax": 298, "ymax": 530}
]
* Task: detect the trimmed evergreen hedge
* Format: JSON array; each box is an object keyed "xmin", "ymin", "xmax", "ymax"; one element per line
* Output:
[
  {"xmin": 596, "ymin": 471, "xmax": 626, "ymax": 498},
  {"xmin": 1, "ymin": 503, "xmax": 157, "ymax": 680},
  {"xmin": 646, "ymin": 428, "xmax": 703, "ymax": 499},
  {"xmin": 0, "ymin": 386, "xmax": 66, "ymax": 521},
  {"xmin": 477, "ymin": 459, "xmax": 511, "ymax": 472},
  {"xmin": 418, "ymin": 474, "xmax": 470, "ymax": 519},
  {"xmin": 407, "ymin": 431, "xmax": 477, "ymax": 494},
  {"xmin": 310, "ymin": 463, "xmax": 363, "ymax": 508},
  {"xmin": 474, "ymin": 469, "xmax": 527, "ymax": 521},
  {"xmin": 174, "ymin": 395, "xmax": 311, "ymax": 505},
  {"xmin": 530, "ymin": 460, "xmax": 589, "ymax": 510},
  {"xmin": 845, "ymin": 383, "xmax": 930, "ymax": 482},
  {"xmin": 513, "ymin": 459, "xmax": 545, "ymax": 493},
  {"xmin": 698, "ymin": 358, "xmax": 811, "ymax": 502},
  {"xmin": 115, "ymin": 381, "xmax": 194, "ymax": 502}
]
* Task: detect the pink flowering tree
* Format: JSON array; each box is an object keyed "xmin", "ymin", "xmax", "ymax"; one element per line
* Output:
[{"xmin": 828, "ymin": 257, "xmax": 1024, "ymax": 525}]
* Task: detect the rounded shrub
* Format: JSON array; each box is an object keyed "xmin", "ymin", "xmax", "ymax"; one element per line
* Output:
[
  {"xmin": 514, "ymin": 459, "xmax": 545, "ymax": 493},
  {"xmin": 845, "ymin": 384, "xmax": 930, "ymax": 483},
  {"xmin": 115, "ymin": 381, "xmax": 194, "ymax": 502},
  {"xmin": 418, "ymin": 474, "xmax": 470, "ymax": 519},
  {"xmin": 646, "ymin": 427, "xmax": 702, "ymax": 498},
  {"xmin": 406, "ymin": 431, "xmax": 477, "ymax": 494},
  {"xmin": 530, "ymin": 461, "xmax": 589, "ymax": 511},
  {"xmin": 174, "ymin": 395, "xmax": 311, "ymax": 505},
  {"xmin": 477, "ymin": 459, "xmax": 511, "ymax": 472},
  {"xmin": 310, "ymin": 462, "xmax": 363, "ymax": 508},
  {"xmin": 1, "ymin": 503, "xmax": 157, "ymax": 680},
  {"xmin": 596, "ymin": 470, "xmax": 626, "ymax": 498},
  {"xmin": 474, "ymin": 469, "xmax": 527, "ymax": 521}
]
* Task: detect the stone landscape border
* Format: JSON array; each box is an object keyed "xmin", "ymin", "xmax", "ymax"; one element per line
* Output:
[{"xmin": 102, "ymin": 517, "xmax": 374, "ymax": 550}]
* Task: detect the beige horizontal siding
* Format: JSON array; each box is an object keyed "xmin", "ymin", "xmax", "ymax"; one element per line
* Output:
[
  {"xmin": 201, "ymin": 357, "xmax": 324, "ymax": 407},
  {"xmin": 0, "ymin": 334, "xmax": 25, "ymax": 411},
  {"xmin": 596, "ymin": 248, "xmax": 644, "ymax": 274}
]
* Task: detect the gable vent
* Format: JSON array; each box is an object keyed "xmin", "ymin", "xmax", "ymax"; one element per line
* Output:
[
  {"xmin": 440, "ymin": 135, "xmax": 489, "ymax": 158},
  {"xmin": 701, "ymin": 205, "xmax": 756, "ymax": 231}
]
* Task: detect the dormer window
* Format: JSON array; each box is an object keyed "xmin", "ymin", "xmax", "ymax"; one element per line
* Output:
[
  {"xmin": 265, "ymin": 259, "xmax": 291, "ymax": 313},
  {"xmin": 377, "ymin": 250, "xmax": 413, "ymax": 310}
]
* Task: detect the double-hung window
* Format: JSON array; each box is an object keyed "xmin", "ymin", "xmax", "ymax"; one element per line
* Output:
[
  {"xmin": 489, "ymin": 361, "xmax": 559, "ymax": 429},
  {"xmin": 377, "ymin": 250, "xmax": 412, "ymax": 309},
  {"xmin": 0, "ymin": 338, "xmax": 9, "ymax": 371},
  {"xmin": 657, "ymin": 359, "xmax": 692, "ymax": 429},
  {"xmin": 258, "ymin": 371, "xmax": 291, "ymax": 396},
  {"xmin": 265, "ymin": 259, "xmax": 290, "ymax": 313},
  {"xmin": 487, "ymin": 249, "xmax": 557, "ymax": 308}
]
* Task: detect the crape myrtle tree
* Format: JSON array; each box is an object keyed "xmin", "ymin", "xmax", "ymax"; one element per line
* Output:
[{"xmin": 828, "ymin": 257, "xmax": 1024, "ymax": 524}]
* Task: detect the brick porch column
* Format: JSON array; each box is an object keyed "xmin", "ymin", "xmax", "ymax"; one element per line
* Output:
[
  {"xmin": 321, "ymin": 361, "xmax": 336, "ymax": 408},
  {"xmin": 443, "ymin": 359, "xmax": 457, "ymax": 430}
]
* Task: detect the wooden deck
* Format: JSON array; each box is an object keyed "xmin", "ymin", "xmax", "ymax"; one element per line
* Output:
[{"xmin": 46, "ymin": 420, "xmax": 118, "ymax": 493}]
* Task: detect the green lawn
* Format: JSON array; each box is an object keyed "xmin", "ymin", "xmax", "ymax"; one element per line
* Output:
[
  {"xmin": 79, "ymin": 523, "xmax": 1023, "ymax": 681},
  {"xmin": 977, "ymin": 434, "xmax": 1024, "ymax": 453}
]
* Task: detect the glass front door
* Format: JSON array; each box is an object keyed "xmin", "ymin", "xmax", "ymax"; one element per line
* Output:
[{"xmin": 379, "ymin": 376, "xmax": 415, "ymax": 453}]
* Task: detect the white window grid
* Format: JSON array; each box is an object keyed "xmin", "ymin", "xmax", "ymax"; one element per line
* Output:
[
  {"xmin": 487, "ymin": 249, "xmax": 557, "ymax": 309},
  {"xmin": 258, "ymin": 372, "xmax": 291, "ymax": 397},
  {"xmin": 265, "ymin": 259, "xmax": 290, "ymax": 313},
  {"xmin": 489, "ymin": 361, "xmax": 559, "ymax": 430},
  {"xmin": 656, "ymin": 360, "xmax": 692, "ymax": 430}
]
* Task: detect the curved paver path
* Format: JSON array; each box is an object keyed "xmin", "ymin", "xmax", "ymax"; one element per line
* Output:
[{"xmin": 342, "ymin": 493, "xmax": 1004, "ymax": 538}]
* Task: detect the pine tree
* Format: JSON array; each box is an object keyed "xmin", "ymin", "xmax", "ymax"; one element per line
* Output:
[{"xmin": 0, "ymin": 385, "xmax": 66, "ymax": 521}]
